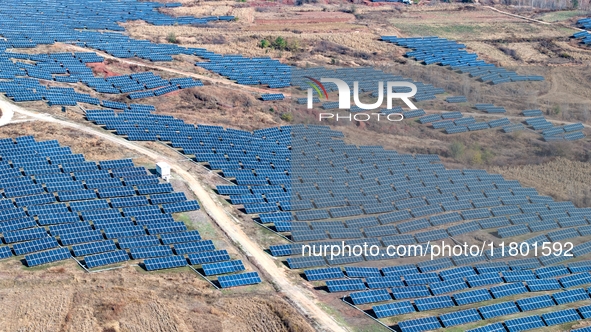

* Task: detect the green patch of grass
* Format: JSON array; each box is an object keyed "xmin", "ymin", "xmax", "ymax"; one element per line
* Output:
[
  {"xmin": 318, "ymin": 303, "xmax": 350, "ymax": 328},
  {"xmin": 254, "ymin": 224, "xmax": 287, "ymax": 248},
  {"xmin": 174, "ymin": 212, "xmax": 195, "ymax": 230},
  {"xmin": 193, "ymin": 218, "xmax": 217, "ymax": 239},
  {"xmin": 538, "ymin": 10, "xmax": 586, "ymax": 22},
  {"xmin": 317, "ymin": 302, "xmax": 390, "ymax": 332},
  {"xmin": 355, "ymin": 324, "xmax": 392, "ymax": 332}
]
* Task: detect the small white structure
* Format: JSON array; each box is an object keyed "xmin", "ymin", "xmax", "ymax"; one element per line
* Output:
[{"xmin": 156, "ymin": 162, "xmax": 171, "ymax": 182}]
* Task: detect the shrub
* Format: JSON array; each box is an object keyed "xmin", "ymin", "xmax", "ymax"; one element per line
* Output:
[
  {"xmin": 280, "ymin": 112, "xmax": 293, "ymax": 122},
  {"xmin": 449, "ymin": 141, "xmax": 465, "ymax": 159},
  {"xmin": 470, "ymin": 150, "xmax": 482, "ymax": 165},
  {"xmin": 260, "ymin": 39, "xmax": 271, "ymax": 48},
  {"xmin": 259, "ymin": 36, "xmax": 299, "ymax": 52},
  {"xmin": 166, "ymin": 32, "xmax": 177, "ymax": 44},
  {"xmin": 273, "ymin": 36, "xmax": 287, "ymax": 50}
]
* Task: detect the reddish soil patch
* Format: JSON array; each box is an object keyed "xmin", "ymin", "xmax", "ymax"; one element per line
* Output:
[{"xmin": 87, "ymin": 62, "xmax": 122, "ymax": 78}]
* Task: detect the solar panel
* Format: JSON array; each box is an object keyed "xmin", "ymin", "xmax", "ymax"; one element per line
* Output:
[
  {"xmin": 502, "ymin": 270, "xmax": 536, "ymax": 282},
  {"xmin": 429, "ymin": 279, "xmax": 468, "ymax": 295},
  {"xmin": 439, "ymin": 266, "xmax": 476, "ymax": 280},
  {"xmin": 453, "ymin": 288, "xmax": 493, "ymax": 305},
  {"xmin": 398, "ymin": 316, "xmax": 442, "ymax": 332},
  {"xmin": 345, "ymin": 266, "xmax": 381, "ymax": 278},
  {"xmin": 349, "ymin": 289, "xmax": 392, "ymax": 305},
  {"xmin": 403, "ymin": 272, "xmax": 441, "ymax": 285},
  {"xmin": 304, "ymin": 267, "xmax": 345, "ymax": 281},
  {"xmin": 144, "ymin": 255, "xmax": 187, "ymax": 271},
  {"xmin": 516, "ymin": 294, "xmax": 555, "ymax": 311},
  {"xmin": 110, "ymin": 195, "xmax": 150, "ymax": 208},
  {"xmin": 0, "ymin": 246, "xmax": 13, "ymax": 260},
  {"xmin": 13, "ymin": 236, "xmax": 58, "ymax": 255},
  {"xmin": 84, "ymin": 250, "xmax": 130, "ymax": 268},
  {"xmin": 478, "ymin": 301, "xmax": 520, "ymax": 319},
  {"xmin": 146, "ymin": 221, "xmax": 187, "ymax": 235},
  {"xmin": 490, "ymin": 282, "xmax": 528, "ymax": 298},
  {"xmin": 572, "ymin": 327, "xmax": 591, "ymax": 332},
  {"xmin": 161, "ymin": 200, "xmax": 200, "ymax": 213},
  {"xmin": 535, "ymin": 265, "xmax": 569, "ymax": 279},
  {"xmin": 439, "ymin": 309, "xmax": 481, "ymax": 327},
  {"xmin": 579, "ymin": 304, "xmax": 591, "ymax": 319},
  {"xmin": 569, "ymin": 260, "xmax": 591, "ymax": 273},
  {"xmin": 187, "ymin": 249, "xmax": 231, "ymax": 265},
  {"xmin": 25, "ymin": 247, "xmax": 71, "ymax": 267},
  {"xmin": 3, "ymin": 227, "xmax": 48, "ymax": 243},
  {"xmin": 382, "ymin": 264, "xmax": 419, "ymax": 277},
  {"xmin": 552, "ymin": 287, "xmax": 589, "ymax": 304},
  {"xmin": 372, "ymin": 301, "xmax": 415, "ymax": 318},
  {"xmin": 466, "ymin": 322, "xmax": 506, "ymax": 332},
  {"xmin": 415, "ymin": 295, "xmax": 455, "ymax": 311},
  {"xmin": 326, "ymin": 279, "xmax": 366, "ymax": 292},
  {"xmin": 201, "ymin": 260, "xmax": 245, "ymax": 276},
  {"xmin": 391, "ymin": 285, "xmax": 430, "ymax": 299},
  {"xmin": 466, "ymin": 272, "xmax": 504, "ymax": 287},
  {"xmin": 130, "ymin": 245, "xmax": 174, "ymax": 259},
  {"xmin": 526, "ymin": 278, "xmax": 561, "ymax": 292},
  {"xmin": 72, "ymin": 239, "xmax": 118, "ymax": 257},
  {"xmin": 60, "ymin": 229, "xmax": 104, "ymax": 245},
  {"xmin": 559, "ymin": 272, "xmax": 591, "ymax": 288},
  {"xmin": 167, "ymin": 238, "xmax": 211, "ymax": 253},
  {"xmin": 366, "ymin": 276, "xmax": 405, "ymax": 289},
  {"xmin": 159, "ymin": 230, "xmax": 201, "ymax": 244},
  {"xmin": 504, "ymin": 315, "xmax": 546, "ymax": 332},
  {"xmin": 150, "ymin": 192, "xmax": 187, "ymax": 204},
  {"xmin": 286, "ymin": 256, "xmax": 326, "ymax": 269},
  {"xmin": 117, "ymin": 235, "xmax": 161, "ymax": 249},
  {"xmin": 218, "ymin": 271, "xmax": 262, "ymax": 288}
]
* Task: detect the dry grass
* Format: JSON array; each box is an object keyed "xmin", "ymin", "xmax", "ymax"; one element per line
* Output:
[
  {"xmin": 489, "ymin": 157, "xmax": 591, "ymax": 205},
  {"xmin": 143, "ymin": 87, "xmax": 289, "ymax": 131},
  {"xmin": 0, "ymin": 261, "xmax": 314, "ymax": 332},
  {"xmin": 0, "ymin": 121, "xmax": 153, "ymax": 163},
  {"xmin": 508, "ymin": 42, "xmax": 552, "ymax": 62}
]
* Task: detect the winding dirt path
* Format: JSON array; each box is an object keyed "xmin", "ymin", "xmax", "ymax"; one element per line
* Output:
[{"xmin": 483, "ymin": 5, "xmax": 583, "ymax": 31}]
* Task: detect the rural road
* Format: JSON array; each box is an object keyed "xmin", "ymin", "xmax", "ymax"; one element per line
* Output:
[
  {"xmin": 0, "ymin": 97, "xmax": 345, "ymax": 332},
  {"xmin": 483, "ymin": 6, "xmax": 552, "ymax": 25},
  {"xmin": 484, "ymin": 5, "xmax": 584, "ymax": 31}
]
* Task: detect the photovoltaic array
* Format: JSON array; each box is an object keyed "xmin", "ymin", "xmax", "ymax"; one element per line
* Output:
[
  {"xmin": 0, "ymin": 136, "xmax": 259, "ymax": 288},
  {"xmin": 381, "ymin": 36, "xmax": 544, "ymax": 84}
]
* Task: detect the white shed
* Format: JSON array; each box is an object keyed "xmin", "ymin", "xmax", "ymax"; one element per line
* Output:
[{"xmin": 156, "ymin": 162, "xmax": 171, "ymax": 182}]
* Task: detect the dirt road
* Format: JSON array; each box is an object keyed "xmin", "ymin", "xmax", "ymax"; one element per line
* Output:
[
  {"xmin": 0, "ymin": 97, "xmax": 346, "ymax": 332},
  {"xmin": 484, "ymin": 5, "xmax": 583, "ymax": 31}
]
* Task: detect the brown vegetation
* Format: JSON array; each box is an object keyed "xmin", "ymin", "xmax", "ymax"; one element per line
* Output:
[
  {"xmin": 0, "ymin": 121, "xmax": 152, "ymax": 163},
  {"xmin": 490, "ymin": 157, "xmax": 591, "ymax": 206},
  {"xmin": 0, "ymin": 261, "xmax": 313, "ymax": 332}
]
